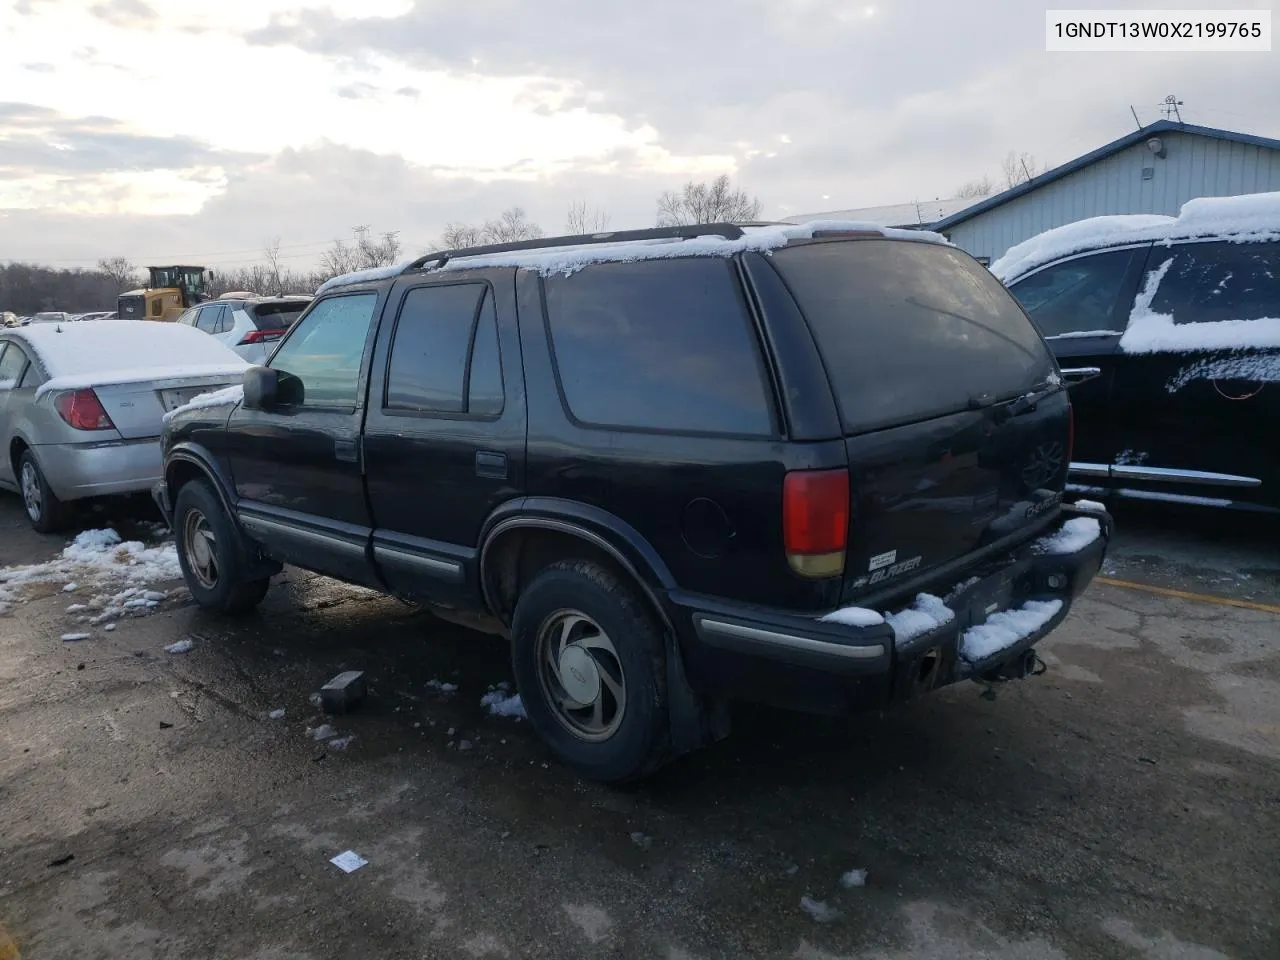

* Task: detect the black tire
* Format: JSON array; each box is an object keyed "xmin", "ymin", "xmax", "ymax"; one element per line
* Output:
[
  {"xmin": 173, "ymin": 479, "xmax": 270, "ymax": 615},
  {"xmin": 18, "ymin": 449, "xmax": 73, "ymax": 534},
  {"xmin": 511, "ymin": 560, "xmax": 669, "ymax": 783}
]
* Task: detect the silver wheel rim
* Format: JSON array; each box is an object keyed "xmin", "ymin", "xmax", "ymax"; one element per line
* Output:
[
  {"xmin": 20, "ymin": 461, "xmax": 42, "ymax": 521},
  {"xmin": 535, "ymin": 609, "xmax": 627, "ymax": 742},
  {"xmin": 182, "ymin": 508, "xmax": 219, "ymax": 590}
]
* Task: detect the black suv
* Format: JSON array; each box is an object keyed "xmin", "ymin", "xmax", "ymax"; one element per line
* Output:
[{"xmin": 155, "ymin": 222, "xmax": 1111, "ymax": 782}]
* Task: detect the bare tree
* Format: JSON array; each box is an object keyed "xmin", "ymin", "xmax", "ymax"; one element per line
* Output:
[
  {"xmin": 565, "ymin": 200, "xmax": 611, "ymax": 234},
  {"xmin": 1001, "ymin": 151, "xmax": 1047, "ymax": 189},
  {"xmin": 319, "ymin": 237, "xmax": 358, "ymax": 277},
  {"xmin": 353, "ymin": 225, "xmax": 402, "ymax": 269},
  {"xmin": 437, "ymin": 207, "xmax": 544, "ymax": 249},
  {"xmin": 954, "ymin": 175, "xmax": 995, "ymax": 199},
  {"xmin": 439, "ymin": 222, "xmax": 485, "ymax": 249},
  {"xmin": 97, "ymin": 256, "xmax": 139, "ymax": 292},
  {"xmin": 656, "ymin": 174, "xmax": 761, "ymax": 227},
  {"xmin": 263, "ymin": 237, "xmax": 284, "ymax": 293}
]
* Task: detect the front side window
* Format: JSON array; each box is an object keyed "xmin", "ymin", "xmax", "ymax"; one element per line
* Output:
[
  {"xmin": 542, "ymin": 258, "xmax": 773, "ymax": 435},
  {"xmin": 1147, "ymin": 240, "xmax": 1280, "ymax": 324},
  {"xmin": 269, "ymin": 293, "xmax": 378, "ymax": 408},
  {"xmin": 1008, "ymin": 249, "xmax": 1136, "ymax": 338}
]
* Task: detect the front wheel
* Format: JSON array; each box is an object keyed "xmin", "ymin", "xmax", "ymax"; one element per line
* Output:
[
  {"xmin": 511, "ymin": 560, "xmax": 669, "ymax": 783},
  {"xmin": 173, "ymin": 480, "xmax": 270, "ymax": 615}
]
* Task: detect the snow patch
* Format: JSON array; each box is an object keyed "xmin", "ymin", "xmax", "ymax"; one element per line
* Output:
[
  {"xmin": 310, "ymin": 724, "xmax": 337, "ymax": 741},
  {"xmin": 1044, "ymin": 329, "xmax": 1122, "ymax": 340},
  {"xmin": 799, "ymin": 896, "xmax": 841, "ymax": 923},
  {"xmin": 481, "ymin": 690, "xmax": 527, "ymax": 719},
  {"xmin": 268, "ymin": 708, "xmax": 286, "ymax": 720},
  {"xmin": 960, "ymin": 599, "xmax": 1063, "ymax": 663},
  {"xmin": 61, "ymin": 632, "xmax": 90, "ymax": 642},
  {"xmin": 314, "ymin": 261, "xmax": 416, "ymax": 296},
  {"xmin": 818, "ymin": 606, "xmax": 886, "ymax": 628},
  {"xmin": 840, "ymin": 868, "xmax": 869, "ymax": 889},
  {"xmin": 164, "ymin": 639, "xmax": 194, "ymax": 654},
  {"xmin": 1034, "ymin": 517, "xmax": 1102, "ymax": 556},
  {"xmin": 162, "ymin": 384, "xmax": 245, "ymax": 423},
  {"xmin": 426, "ymin": 678, "xmax": 458, "ymax": 694},
  {"xmin": 1165, "ymin": 353, "xmax": 1280, "ymax": 392},
  {"xmin": 1072, "ymin": 499, "xmax": 1107, "ymax": 515},
  {"xmin": 884, "ymin": 593, "xmax": 954, "ymax": 646},
  {"xmin": 992, "ymin": 191, "xmax": 1280, "ymax": 282}
]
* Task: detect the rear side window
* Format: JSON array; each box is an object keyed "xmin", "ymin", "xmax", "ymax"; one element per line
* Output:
[
  {"xmin": 194, "ymin": 305, "xmax": 222, "ymax": 333},
  {"xmin": 771, "ymin": 239, "xmax": 1054, "ymax": 433},
  {"xmin": 543, "ymin": 258, "xmax": 773, "ymax": 435},
  {"xmin": 0, "ymin": 343, "xmax": 26, "ymax": 388},
  {"xmin": 1147, "ymin": 240, "xmax": 1280, "ymax": 324},
  {"xmin": 385, "ymin": 283, "xmax": 504, "ymax": 417},
  {"xmin": 1009, "ymin": 249, "xmax": 1136, "ymax": 337}
]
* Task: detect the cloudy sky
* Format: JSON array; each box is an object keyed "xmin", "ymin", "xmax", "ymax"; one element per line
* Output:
[{"xmin": 1, "ymin": 0, "xmax": 1277, "ymax": 272}]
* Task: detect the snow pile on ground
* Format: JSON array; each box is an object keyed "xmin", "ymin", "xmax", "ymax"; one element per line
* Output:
[
  {"xmin": 991, "ymin": 191, "xmax": 1280, "ymax": 282},
  {"xmin": 884, "ymin": 593, "xmax": 954, "ymax": 646},
  {"xmin": 481, "ymin": 689, "xmax": 526, "ymax": 719},
  {"xmin": 960, "ymin": 599, "xmax": 1063, "ymax": 662},
  {"xmin": 1119, "ymin": 256, "xmax": 1280, "ymax": 355},
  {"xmin": 162, "ymin": 384, "xmax": 244, "ymax": 424},
  {"xmin": 799, "ymin": 896, "xmax": 841, "ymax": 923},
  {"xmin": 164, "ymin": 639, "xmax": 194, "ymax": 654},
  {"xmin": 840, "ymin": 868, "xmax": 869, "ymax": 889},
  {"xmin": 819, "ymin": 606, "xmax": 885, "ymax": 628},
  {"xmin": 0, "ymin": 528, "xmax": 180, "ymax": 616},
  {"xmin": 1033, "ymin": 518, "xmax": 1102, "ymax": 556},
  {"xmin": 426, "ymin": 678, "xmax": 458, "ymax": 694}
]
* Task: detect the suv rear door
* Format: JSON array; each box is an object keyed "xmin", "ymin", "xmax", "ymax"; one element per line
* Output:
[
  {"xmin": 362, "ymin": 269, "xmax": 526, "ymax": 606},
  {"xmin": 766, "ymin": 237, "xmax": 1066, "ymax": 604},
  {"xmin": 1106, "ymin": 238, "xmax": 1280, "ymax": 508}
]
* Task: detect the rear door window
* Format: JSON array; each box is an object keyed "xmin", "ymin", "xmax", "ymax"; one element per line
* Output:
[
  {"xmin": 1146, "ymin": 240, "xmax": 1280, "ymax": 324},
  {"xmin": 542, "ymin": 258, "xmax": 774, "ymax": 435},
  {"xmin": 771, "ymin": 239, "xmax": 1054, "ymax": 434},
  {"xmin": 1008, "ymin": 249, "xmax": 1138, "ymax": 338},
  {"xmin": 194, "ymin": 305, "xmax": 223, "ymax": 333}
]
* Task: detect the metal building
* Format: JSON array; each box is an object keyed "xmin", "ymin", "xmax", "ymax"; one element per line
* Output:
[{"xmin": 931, "ymin": 120, "xmax": 1280, "ymax": 265}]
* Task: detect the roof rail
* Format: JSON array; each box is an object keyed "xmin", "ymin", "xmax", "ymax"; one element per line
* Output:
[{"xmin": 407, "ymin": 223, "xmax": 746, "ymax": 271}]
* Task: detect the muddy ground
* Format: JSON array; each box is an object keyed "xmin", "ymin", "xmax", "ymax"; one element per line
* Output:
[{"xmin": 1, "ymin": 495, "xmax": 1277, "ymax": 959}]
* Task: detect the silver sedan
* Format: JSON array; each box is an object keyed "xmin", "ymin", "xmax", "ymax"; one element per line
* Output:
[{"xmin": 0, "ymin": 320, "xmax": 248, "ymax": 532}]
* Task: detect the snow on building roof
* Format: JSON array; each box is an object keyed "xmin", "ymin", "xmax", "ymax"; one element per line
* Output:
[
  {"xmin": 990, "ymin": 190, "xmax": 1280, "ymax": 282},
  {"xmin": 782, "ymin": 198, "xmax": 977, "ymax": 228},
  {"xmin": 315, "ymin": 220, "xmax": 952, "ymax": 292}
]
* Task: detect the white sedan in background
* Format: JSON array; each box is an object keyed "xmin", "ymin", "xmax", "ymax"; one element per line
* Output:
[
  {"xmin": 0, "ymin": 321, "xmax": 248, "ymax": 532},
  {"xmin": 177, "ymin": 294, "xmax": 312, "ymax": 364}
]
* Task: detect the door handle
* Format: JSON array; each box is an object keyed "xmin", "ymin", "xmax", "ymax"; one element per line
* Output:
[
  {"xmin": 1059, "ymin": 367, "xmax": 1102, "ymax": 388},
  {"xmin": 475, "ymin": 451, "xmax": 507, "ymax": 479}
]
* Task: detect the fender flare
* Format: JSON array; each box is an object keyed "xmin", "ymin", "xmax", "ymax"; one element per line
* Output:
[{"xmin": 163, "ymin": 442, "xmax": 240, "ymax": 522}]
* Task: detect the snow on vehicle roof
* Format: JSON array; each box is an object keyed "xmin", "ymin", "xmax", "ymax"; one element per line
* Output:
[
  {"xmin": 991, "ymin": 191, "xmax": 1280, "ymax": 282},
  {"xmin": 16, "ymin": 320, "xmax": 249, "ymax": 398},
  {"xmin": 314, "ymin": 220, "xmax": 951, "ymax": 294}
]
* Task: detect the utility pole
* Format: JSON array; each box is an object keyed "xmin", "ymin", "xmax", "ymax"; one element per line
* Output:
[{"xmin": 1161, "ymin": 95, "xmax": 1184, "ymax": 122}]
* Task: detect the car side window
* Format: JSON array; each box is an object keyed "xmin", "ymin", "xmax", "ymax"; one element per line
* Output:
[
  {"xmin": 176, "ymin": 308, "xmax": 198, "ymax": 327},
  {"xmin": 542, "ymin": 258, "xmax": 774, "ymax": 435},
  {"xmin": 194, "ymin": 305, "xmax": 221, "ymax": 333},
  {"xmin": 0, "ymin": 342, "xmax": 27, "ymax": 389},
  {"xmin": 1147, "ymin": 240, "xmax": 1280, "ymax": 325},
  {"xmin": 385, "ymin": 283, "xmax": 504, "ymax": 416},
  {"xmin": 212, "ymin": 306, "xmax": 233, "ymax": 335},
  {"xmin": 1008, "ymin": 249, "xmax": 1136, "ymax": 338},
  {"xmin": 268, "ymin": 292, "xmax": 378, "ymax": 408}
]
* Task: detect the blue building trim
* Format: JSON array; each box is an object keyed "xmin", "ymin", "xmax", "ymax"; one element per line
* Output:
[{"xmin": 933, "ymin": 121, "xmax": 1280, "ymax": 231}]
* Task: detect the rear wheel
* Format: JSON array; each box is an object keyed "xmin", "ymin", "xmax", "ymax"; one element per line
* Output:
[
  {"xmin": 174, "ymin": 480, "xmax": 270, "ymax": 615},
  {"xmin": 511, "ymin": 560, "xmax": 669, "ymax": 782},
  {"xmin": 18, "ymin": 450, "xmax": 73, "ymax": 534}
]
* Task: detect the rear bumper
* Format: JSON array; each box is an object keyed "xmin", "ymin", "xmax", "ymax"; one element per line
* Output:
[
  {"xmin": 668, "ymin": 504, "xmax": 1113, "ymax": 715},
  {"xmin": 33, "ymin": 438, "xmax": 161, "ymax": 502}
]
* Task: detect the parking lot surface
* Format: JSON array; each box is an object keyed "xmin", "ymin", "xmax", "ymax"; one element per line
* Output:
[{"xmin": 1, "ymin": 496, "xmax": 1277, "ymax": 959}]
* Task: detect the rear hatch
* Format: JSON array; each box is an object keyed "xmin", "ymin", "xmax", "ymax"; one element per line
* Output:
[
  {"xmin": 769, "ymin": 238, "xmax": 1068, "ymax": 602},
  {"xmin": 93, "ymin": 375, "xmax": 244, "ymax": 439}
]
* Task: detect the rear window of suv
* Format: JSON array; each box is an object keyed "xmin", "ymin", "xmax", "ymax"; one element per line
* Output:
[
  {"xmin": 542, "ymin": 258, "xmax": 774, "ymax": 436},
  {"xmin": 770, "ymin": 239, "xmax": 1053, "ymax": 433},
  {"xmin": 250, "ymin": 302, "xmax": 308, "ymax": 330}
]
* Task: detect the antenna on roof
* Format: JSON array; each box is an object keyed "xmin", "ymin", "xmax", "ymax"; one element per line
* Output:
[
  {"xmin": 1130, "ymin": 105, "xmax": 1144, "ymax": 131},
  {"xmin": 1161, "ymin": 95, "xmax": 1184, "ymax": 123}
]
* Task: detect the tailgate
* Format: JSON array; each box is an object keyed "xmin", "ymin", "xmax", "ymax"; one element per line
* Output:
[
  {"xmin": 94, "ymin": 376, "xmax": 244, "ymax": 439},
  {"xmin": 767, "ymin": 237, "xmax": 1067, "ymax": 602}
]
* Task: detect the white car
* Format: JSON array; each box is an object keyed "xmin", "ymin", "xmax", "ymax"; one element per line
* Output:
[{"xmin": 176, "ymin": 295, "xmax": 312, "ymax": 364}]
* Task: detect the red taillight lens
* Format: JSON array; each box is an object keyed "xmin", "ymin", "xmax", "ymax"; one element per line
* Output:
[
  {"xmin": 782, "ymin": 468, "xmax": 849, "ymax": 578},
  {"xmin": 238, "ymin": 329, "xmax": 283, "ymax": 345},
  {"xmin": 54, "ymin": 389, "xmax": 114, "ymax": 430}
]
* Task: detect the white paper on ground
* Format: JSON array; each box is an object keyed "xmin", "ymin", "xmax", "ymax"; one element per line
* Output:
[{"xmin": 330, "ymin": 850, "xmax": 368, "ymax": 873}]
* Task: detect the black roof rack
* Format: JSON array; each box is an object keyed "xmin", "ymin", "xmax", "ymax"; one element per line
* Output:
[{"xmin": 407, "ymin": 222, "xmax": 746, "ymax": 271}]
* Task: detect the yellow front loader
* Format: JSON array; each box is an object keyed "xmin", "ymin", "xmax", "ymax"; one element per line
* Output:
[{"xmin": 116, "ymin": 265, "xmax": 210, "ymax": 322}]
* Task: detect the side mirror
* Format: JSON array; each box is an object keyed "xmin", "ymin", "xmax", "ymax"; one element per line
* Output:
[{"xmin": 242, "ymin": 366, "xmax": 277, "ymax": 411}]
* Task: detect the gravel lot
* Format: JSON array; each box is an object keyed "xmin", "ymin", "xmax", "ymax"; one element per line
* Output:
[{"xmin": 1, "ymin": 495, "xmax": 1277, "ymax": 959}]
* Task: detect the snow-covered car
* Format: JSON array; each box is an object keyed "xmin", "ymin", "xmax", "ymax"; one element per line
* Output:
[
  {"xmin": 995, "ymin": 191, "xmax": 1280, "ymax": 515},
  {"xmin": 2, "ymin": 312, "xmax": 18, "ymax": 328},
  {"xmin": 0, "ymin": 321, "xmax": 248, "ymax": 532},
  {"xmin": 176, "ymin": 295, "xmax": 312, "ymax": 364},
  {"xmin": 31, "ymin": 311, "xmax": 72, "ymax": 324}
]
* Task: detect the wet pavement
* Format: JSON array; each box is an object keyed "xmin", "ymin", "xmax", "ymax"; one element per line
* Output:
[{"xmin": 1, "ymin": 495, "xmax": 1277, "ymax": 959}]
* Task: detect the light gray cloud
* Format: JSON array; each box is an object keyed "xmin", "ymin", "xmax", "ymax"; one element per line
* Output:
[
  {"xmin": 89, "ymin": 0, "xmax": 158, "ymax": 28},
  {"xmin": 0, "ymin": 103, "xmax": 262, "ymax": 175},
  {"xmin": 20, "ymin": 62, "xmax": 56, "ymax": 73}
]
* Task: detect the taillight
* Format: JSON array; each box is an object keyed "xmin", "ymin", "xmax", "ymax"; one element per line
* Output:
[
  {"xmin": 238, "ymin": 329, "xmax": 283, "ymax": 345},
  {"xmin": 782, "ymin": 468, "xmax": 849, "ymax": 578},
  {"xmin": 54, "ymin": 389, "xmax": 114, "ymax": 430}
]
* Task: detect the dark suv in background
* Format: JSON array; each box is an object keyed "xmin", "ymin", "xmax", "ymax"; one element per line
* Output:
[{"xmin": 155, "ymin": 222, "xmax": 1111, "ymax": 782}]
